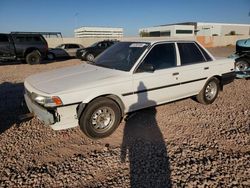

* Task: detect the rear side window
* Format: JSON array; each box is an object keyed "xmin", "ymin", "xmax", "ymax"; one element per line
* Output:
[
  {"xmin": 0, "ymin": 34, "xmax": 9, "ymax": 42},
  {"xmin": 196, "ymin": 43, "xmax": 213, "ymax": 61},
  {"xmin": 15, "ymin": 35, "xmax": 43, "ymax": 43},
  {"xmin": 142, "ymin": 43, "xmax": 176, "ymax": 70},
  {"xmin": 178, "ymin": 43, "xmax": 206, "ymax": 65}
]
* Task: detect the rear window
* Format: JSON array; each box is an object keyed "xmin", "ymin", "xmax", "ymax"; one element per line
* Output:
[
  {"xmin": 177, "ymin": 43, "xmax": 206, "ymax": 65},
  {"xmin": 67, "ymin": 44, "xmax": 80, "ymax": 48}
]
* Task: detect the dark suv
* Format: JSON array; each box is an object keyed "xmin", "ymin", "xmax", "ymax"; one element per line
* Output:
[
  {"xmin": 76, "ymin": 40, "xmax": 118, "ymax": 61},
  {"xmin": 0, "ymin": 32, "xmax": 48, "ymax": 64}
]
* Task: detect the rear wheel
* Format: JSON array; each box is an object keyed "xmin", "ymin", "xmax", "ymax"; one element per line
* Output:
[
  {"xmin": 79, "ymin": 97, "xmax": 122, "ymax": 139},
  {"xmin": 196, "ymin": 77, "xmax": 220, "ymax": 105},
  {"xmin": 235, "ymin": 58, "xmax": 249, "ymax": 71},
  {"xmin": 26, "ymin": 51, "xmax": 41, "ymax": 64}
]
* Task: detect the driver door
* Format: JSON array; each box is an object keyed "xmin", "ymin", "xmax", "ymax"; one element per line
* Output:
[{"xmin": 131, "ymin": 42, "xmax": 182, "ymax": 111}]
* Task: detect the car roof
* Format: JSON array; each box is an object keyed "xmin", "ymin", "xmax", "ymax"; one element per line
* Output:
[
  {"xmin": 120, "ymin": 38, "xmax": 196, "ymax": 45},
  {"xmin": 60, "ymin": 43, "xmax": 81, "ymax": 45}
]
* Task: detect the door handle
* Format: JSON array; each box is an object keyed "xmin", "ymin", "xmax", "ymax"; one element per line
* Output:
[
  {"xmin": 172, "ymin": 72, "xmax": 179, "ymax": 76},
  {"xmin": 204, "ymin": 67, "xmax": 209, "ymax": 70}
]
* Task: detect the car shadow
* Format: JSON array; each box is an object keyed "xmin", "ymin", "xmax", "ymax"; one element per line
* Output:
[
  {"xmin": 120, "ymin": 82, "xmax": 172, "ymax": 187},
  {"xmin": 0, "ymin": 82, "xmax": 29, "ymax": 134},
  {"xmin": 0, "ymin": 60, "xmax": 23, "ymax": 66}
]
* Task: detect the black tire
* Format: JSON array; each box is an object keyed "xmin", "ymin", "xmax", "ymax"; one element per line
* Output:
[
  {"xmin": 47, "ymin": 52, "xmax": 55, "ymax": 60},
  {"xmin": 235, "ymin": 58, "xmax": 249, "ymax": 71},
  {"xmin": 86, "ymin": 53, "xmax": 95, "ymax": 62},
  {"xmin": 196, "ymin": 77, "xmax": 220, "ymax": 105},
  {"xmin": 26, "ymin": 51, "xmax": 41, "ymax": 65},
  {"xmin": 79, "ymin": 97, "xmax": 122, "ymax": 139}
]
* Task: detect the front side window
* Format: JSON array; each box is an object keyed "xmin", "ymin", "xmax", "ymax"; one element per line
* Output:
[
  {"xmin": 93, "ymin": 42, "xmax": 149, "ymax": 71},
  {"xmin": 138, "ymin": 43, "xmax": 176, "ymax": 71},
  {"xmin": 56, "ymin": 44, "xmax": 65, "ymax": 49},
  {"xmin": 15, "ymin": 36, "xmax": 26, "ymax": 43},
  {"xmin": 32, "ymin": 36, "xmax": 42, "ymax": 42},
  {"xmin": 178, "ymin": 43, "xmax": 206, "ymax": 65}
]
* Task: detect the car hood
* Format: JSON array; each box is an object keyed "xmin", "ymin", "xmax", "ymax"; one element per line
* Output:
[{"xmin": 26, "ymin": 63, "xmax": 126, "ymax": 94}]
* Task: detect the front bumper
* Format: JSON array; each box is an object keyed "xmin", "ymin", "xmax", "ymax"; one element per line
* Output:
[
  {"xmin": 24, "ymin": 93, "xmax": 79, "ymax": 130},
  {"xmin": 24, "ymin": 93, "xmax": 55, "ymax": 125},
  {"xmin": 76, "ymin": 50, "xmax": 86, "ymax": 60}
]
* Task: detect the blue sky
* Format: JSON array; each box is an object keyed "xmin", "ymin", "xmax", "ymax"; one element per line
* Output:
[{"xmin": 0, "ymin": 0, "xmax": 249, "ymax": 37}]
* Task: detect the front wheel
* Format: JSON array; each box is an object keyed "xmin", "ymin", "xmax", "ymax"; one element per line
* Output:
[
  {"xmin": 79, "ymin": 97, "xmax": 122, "ymax": 139},
  {"xmin": 86, "ymin": 53, "xmax": 94, "ymax": 62},
  {"xmin": 196, "ymin": 77, "xmax": 220, "ymax": 105}
]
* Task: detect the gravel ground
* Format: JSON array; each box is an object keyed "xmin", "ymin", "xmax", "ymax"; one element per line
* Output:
[{"xmin": 0, "ymin": 47, "xmax": 249, "ymax": 187}]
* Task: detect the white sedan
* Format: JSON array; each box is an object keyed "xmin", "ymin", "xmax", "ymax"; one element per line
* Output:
[
  {"xmin": 24, "ymin": 40, "xmax": 235, "ymax": 139},
  {"xmin": 47, "ymin": 43, "xmax": 84, "ymax": 60}
]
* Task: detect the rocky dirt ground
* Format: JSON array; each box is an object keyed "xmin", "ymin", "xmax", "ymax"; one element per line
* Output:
[{"xmin": 0, "ymin": 46, "xmax": 249, "ymax": 187}]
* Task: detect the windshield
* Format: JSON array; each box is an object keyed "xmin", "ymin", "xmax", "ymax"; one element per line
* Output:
[
  {"xmin": 93, "ymin": 42, "xmax": 149, "ymax": 71},
  {"xmin": 56, "ymin": 44, "xmax": 64, "ymax": 48},
  {"xmin": 90, "ymin": 42, "xmax": 98, "ymax": 47}
]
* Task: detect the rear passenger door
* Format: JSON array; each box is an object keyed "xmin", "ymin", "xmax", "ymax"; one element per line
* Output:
[{"xmin": 176, "ymin": 42, "xmax": 213, "ymax": 97}]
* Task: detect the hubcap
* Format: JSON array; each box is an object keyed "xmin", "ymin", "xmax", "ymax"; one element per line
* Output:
[
  {"xmin": 87, "ymin": 54, "xmax": 94, "ymax": 61},
  {"xmin": 91, "ymin": 107, "xmax": 115, "ymax": 133},
  {"xmin": 205, "ymin": 81, "xmax": 217, "ymax": 100},
  {"xmin": 236, "ymin": 61, "xmax": 248, "ymax": 71},
  {"xmin": 30, "ymin": 55, "xmax": 37, "ymax": 63}
]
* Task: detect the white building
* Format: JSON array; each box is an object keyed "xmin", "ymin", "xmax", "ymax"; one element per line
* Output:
[
  {"xmin": 139, "ymin": 22, "xmax": 250, "ymax": 37},
  {"xmin": 139, "ymin": 25, "xmax": 194, "ymax": 37},
  {"xmin": 74, "ymin": 26, "xmax": 123, "ymax": 38},
  {"xmin": 195, "ymin": 22, "xmax": 250, "ymax": 36}
]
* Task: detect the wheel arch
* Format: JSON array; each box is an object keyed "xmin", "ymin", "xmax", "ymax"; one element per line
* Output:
[
  {"xmin": 211, "ymin": 75, "xmax": 223, "ymax": 91},
  {"xmin": 24, "ymin": 47, "xmax": 41, "ymax": 57},
  {"xmin": 76, "ymin": 94, "xmax": 125, "ymax": 119}
]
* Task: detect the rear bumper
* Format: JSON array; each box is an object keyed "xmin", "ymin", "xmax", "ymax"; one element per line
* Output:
[
  {"xmin": 221, "ymin": 72, "xmax": 236, "ymax": 86},
  {"xmin": 235, "ymin": 69, "xmax": 250, "ymax": 78}
]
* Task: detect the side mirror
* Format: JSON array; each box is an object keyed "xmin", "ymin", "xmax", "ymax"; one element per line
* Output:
[{"xmin": 139, "ymin": 63, "xmax": 155, "ymax": 73}]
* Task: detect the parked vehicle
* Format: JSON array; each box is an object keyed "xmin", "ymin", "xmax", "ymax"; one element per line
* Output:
[
  {"xmin": 24, "ymin": 40, "xmax": 235, "ymax": 139},
  {"xmin": 0, "ymin": 32, "xmax": 48, "ymax": 64},
  {"xmin": 47, "ymin": 43, "xmax": 83, "ymax": 60},
  {"xmin": 230, "ymin": 38, "xmax": 250, "ymax": 78},
  {"xmin": 76, "ymin": 40, "xmax": 118, "ymax": 61}
]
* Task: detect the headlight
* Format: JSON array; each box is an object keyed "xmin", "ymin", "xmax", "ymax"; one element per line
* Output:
[
  {"xmin": 32, "ymin": 93, "xmax": 63, "ymax": 107},
  {"xmin": 80, "ymin": 50, "xmax": 87, "ymax": 56}
]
